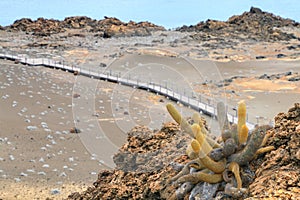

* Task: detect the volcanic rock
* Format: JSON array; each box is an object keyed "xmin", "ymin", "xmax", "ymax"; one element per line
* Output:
[
  {"xmin": 4, "ymin": 16, "xmax": 165, "ymax": 38},
  {"xmin": 178, "ymin": 7, "xmax": 299, "ymax": 42},
  {"xmin": 247, "ymin": 103, "xmax": 300, "ymax": 199},
  {"xmin": 67, "ymin": 122, "xmax": 189, "ymax": 199}
]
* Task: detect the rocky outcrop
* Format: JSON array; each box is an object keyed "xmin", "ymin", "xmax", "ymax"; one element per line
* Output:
[
  {"xmin": 178, "ymin": 7, "xmax": 299, "ymax": 42},
  {"xmin": 67, "ymin": 122, "xmax": 190, "ymax": 199},
  {"xmin": 248, "ymin": 103, "xmax": 300, "ymax": 199},
  {"xmin": 4, "ymin": 16, "xmax": 165, "ymax": 37},
  {"xmin": 67, "ymin": 103, "xmax": 300, "ymax": 199}
]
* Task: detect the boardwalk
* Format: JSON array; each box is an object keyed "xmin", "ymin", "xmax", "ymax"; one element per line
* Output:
[{"xmin": 0, "ymin": 51, "xmax": 255, "ymax": 130}]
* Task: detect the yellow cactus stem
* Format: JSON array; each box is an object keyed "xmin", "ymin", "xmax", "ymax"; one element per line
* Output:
[
  {"xmin": 191, "ymin": 124, "xmax": 199, "ymax": 137},
  {"xmin": 198, "ymin": 119, "xmax": 208, "ymax": 135},
  {"xmin": 166, "ymin": 103, "xmax": 182, "ymax": 124},
  {"xmin": 169, "ymin": 159, "xmax": 204, "ymax": 184},
  {"xmin": 191, "ymin": 139, "xmax": 201, "ymax": 153},
  {"xmin": 206, "ymin": 136, "xmax": 221, "ymax": 148},
  {"xmin": 200, "ymin": 156, "xmax": 226, "ymax": 174},
  {"xmin": 176, "ymin": 170, "xmax": 223, "ymax": 185},
  {"xmin": 166, "ymin": 103, "xmax": 194, "ymax": 138},
  {"xmin": 238, "ymin": 124, "xmax": 249, "ymax": 145},
  {"xmin": 191, "ymin": 139, "xmax": 226, "ymax": 173},
  {"xmin": 192, "ymin": 112, "xmax": 201, "ymax": 125},
  {"xmin": 186, "ymin": 144, "xmax": 198, "ymax": 159},
  {"xmin": 228, "ymin": 125, "xmax": 271, "ymax": 165},
  {"xmin": 191, "ymin": 113, "xmax": 208, "ymax": 135},
  {"xmin": 167, "ymin": 104, "xmax": 221, "ymax": 148},
  {"xmin": 261, "ymin": 131, "xmax": 272, "ymax": 147},
  {"xmin": 191, "ymin": 128, "xmax": 212, "ymax": 157},
  {"xmin": 255, "ymin": 145, "xmax": 275, "ymax": 156},
  {"xmin": 228, "ymin": 162, "xmax": 242, "ymax": 189},
  {"xmin": 237, "ymin": 100, "xmax": 247, "ymax": 144},
  {"xmin": 189, "ymin": 162, "xmax": 205, "ymax": 170},
  {"xmin": 192, "ymin": 123, "xmax": 221, "ymax": 149}
]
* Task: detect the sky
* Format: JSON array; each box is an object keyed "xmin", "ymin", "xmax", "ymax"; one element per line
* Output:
[{"xmin": 1, "ymin": 0, "xmax": 300, "ymax": 28}]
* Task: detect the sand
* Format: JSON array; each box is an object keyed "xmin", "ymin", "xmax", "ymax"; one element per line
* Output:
[{"xmin": 0, "ymin": 59, "xmax": 203, "ymax": 199}]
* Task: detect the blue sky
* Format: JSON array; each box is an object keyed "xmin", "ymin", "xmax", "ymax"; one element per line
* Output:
[{"xmin": 1, "ymin": 0, "xmax": 299, "ymax": 28}]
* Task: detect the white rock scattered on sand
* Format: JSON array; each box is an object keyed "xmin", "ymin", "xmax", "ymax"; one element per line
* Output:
[
  {"xmin": 68, "ymin": 157, "xmax": 74, "ymax": 162},
  {"xmin": 14, "ymin": 177, "xmax": 21, "ymax": 182},
  {"xmin": 37, "ymin": 171, "xmax": 46, "ymax": 175},
  {"xmin": 59, "ymin": 136, "xmax": 65, "ymax": 140},
  {"xmin": 26, "ymin": 169, "xmax": 35, "ymax": 173},
  {"xmin": 12, "ymin": 100, "xmax": 18, "ymax": 107},
  {"xmin": 99, "ymin": 160, "xmax": 105, "ymax": 164},
  {"xmin": 90, "ymin": 156, "xmax": 96, "ymax": 160},
  {"xmin": 21, "ymin": 107, "xmax": 27, "ymax": 113},
  {"xmin": 41, "ymin": 122, "xmax": 48, "ymax": 128},
  {"xmin": 62, "ymin": 131, "xmax": 69, "ymax": 134},
  {"xmin": 26, "ymin": 125, "xmax": 37, "ymax": 131},
  {"xmin": 40, "ymin": 146, "xmax": 47, "ymax": 151},
  {"xmin": 42, "ymin": 164, "xmax": 50, "ymax": 168},
  {"xmin": 9, "ymin": 155, "xmax": 15, "ymax": 161},
  {"xmin": 50, "ymin": 188, "xmax": 61, "ymax": 195},
  {"xmin": 59, "ymin": 172, "xmax": 67, "ymax": 177},
  {"xmin": 20, "ymin": 172, "xmax": 28, "ymax": 176},
  {"xmin": 1, "ymin": 94, "xmax": 10, "ymax": 99},
  {"xmin": 46, "ymin": 134, "xmax": 53, "ymax": 139}
]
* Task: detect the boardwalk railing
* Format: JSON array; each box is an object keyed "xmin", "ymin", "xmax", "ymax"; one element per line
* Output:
[{"xmin": 0, "ymin": 50, "xmax": 256, "ymax": 130}]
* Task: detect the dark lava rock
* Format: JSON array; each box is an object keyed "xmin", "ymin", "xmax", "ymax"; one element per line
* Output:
[
  {"xmin": 70, "ymin": 127, "xmax": 81, "ymax": 134},
  {"xmin": 276, "ymin": 53, "xmax": 286, "ymax": 58},
  {"xmin": 255, "ymin": 56, "xmax": 266, "ymax": 60},
  {"xmin": 287, "ymin": 45, "xmax": 300, "ymax": 50},
  {"xmin": 99, "ymin": 63, "xmax": 107, "ymax": 68},
  {"xmin": 249, "ymin": 6, "xmax": 263, "ymax": 14},
  {"xmin": 288, "ymin": 75, "xmax": 300, "ymax": 82},
  {"xmin": 258, "ymin": 72, "xmax": 297, "ymax": 80}
]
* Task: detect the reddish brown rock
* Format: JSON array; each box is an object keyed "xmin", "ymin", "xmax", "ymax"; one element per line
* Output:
[
  {"xmin": 4, "ymin": 16, "xmax": 165, "ymax": 38},
  {"xmin": 247, "ymin": 103, "xmax": 300, "ymax": 199}
]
